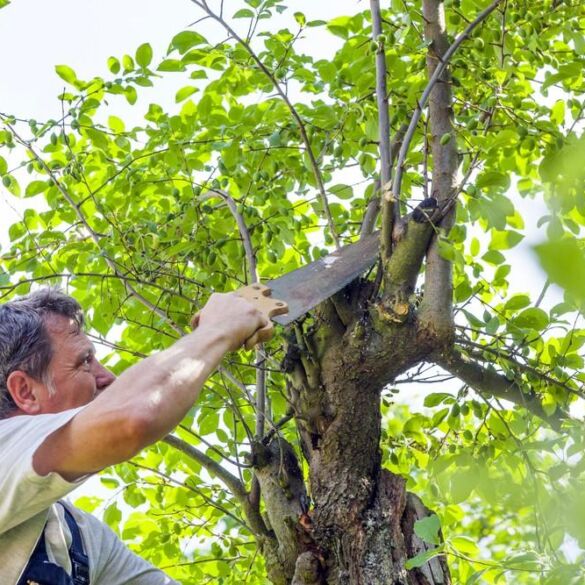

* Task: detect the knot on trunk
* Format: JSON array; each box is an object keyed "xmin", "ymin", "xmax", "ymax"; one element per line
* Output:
[{"xmin": 291, "ymin": 551, "xmax": 324, "ymax": 585}]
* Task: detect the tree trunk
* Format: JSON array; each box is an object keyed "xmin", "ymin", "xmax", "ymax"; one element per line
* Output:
[{"xmin": 251, "ymin": 275, "xmax": 451, "ymax": 584}]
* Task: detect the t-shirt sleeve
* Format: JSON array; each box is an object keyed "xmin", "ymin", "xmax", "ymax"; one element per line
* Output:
[
  {"xmin": 0, "ymin": 408, "xmax": 88, "ymax": 534},
  {"xmin": 70, "ymin": 507, "xmax": 180, "ymax": 585}
]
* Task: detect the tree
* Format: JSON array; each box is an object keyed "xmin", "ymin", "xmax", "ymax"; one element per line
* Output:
[{"xmin": 1, "ymin": 0, "xmax": 585, "ymax": 582}]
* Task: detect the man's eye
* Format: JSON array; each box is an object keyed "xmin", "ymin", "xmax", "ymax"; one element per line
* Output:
[{"xmin": 82, "ymin": 355, "xmax": 93, "ymax": 367}]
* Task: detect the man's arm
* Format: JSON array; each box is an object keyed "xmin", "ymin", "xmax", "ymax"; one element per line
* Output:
[{"xmin": 33, "ymin": 293, "xmax": 269, "ymax": 481}]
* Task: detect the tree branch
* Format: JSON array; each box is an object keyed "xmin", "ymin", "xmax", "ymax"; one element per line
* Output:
[
  {"xmin": 370, "ymin": 0, "xmax": 395, "ymax": 261},
  {"xmin": 434, "ymin": 349, "xmax": 568, "ymax": 430},
  {"xmin": 190, "ymin": 0, "xmax": 341, "ymax": 248},
  {"xmin": 204, "ymin": 189, "xmax": 258, "ymax": 283},
  {"xmin": 163, "ymin": 435, "xmax": 246, "ymax": 498},
  {"xmin": 360, "ymin": 123, "xmax": 408, "ymax": 240},
  {"xmin": 455, "ymin": 336, "xmax": 585, "ymax": 401},
  {"xmin": 163, "ymin": 435, "xmax": 270, "ymax": 537},
  {"xmin": 205, "ymin": 190, "xmax": 267, "ymax": 442},
  {"xmin": 381, "ymin": 199, "xmax": 439, "ymax": 318}
]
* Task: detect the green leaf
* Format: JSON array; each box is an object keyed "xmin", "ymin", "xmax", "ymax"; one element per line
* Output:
[
  {"xmin": 0, "ymin": 0, "xmax": 11, "ymax": 9},
  {"xmin": 9, "ymin": 222, "xmax": 25, "ymax": 241},
  {"xmin": 55, "ymin": 64, "xmax": 77, "ymax": 85},
  {"xmin": 405, "ymin": 545, "xmax": 444, "ymax": 570},
  {"xmin": 329, "ymin": 184, "xmax": 353, "ymax": 200},
  {"xmin": 424, "ymin": 393, "xmax": 453, "ymax": 407},
  {"xmin": 171, "ymin": 30, "xmax": 207, "ymax": 54},
  {"xmin": 476, "ymin": 171, "xmax": 510, "ymax": 191},
  {"xmin": 108, "ymin": 115, "xmax": 125, "ymax": 133},
  {"xmin": 550, "ymin": 99, "xmax": 565, "ymax": 126},
  {"xmin": 100, "ymin": 477, "xmax": 120, "ymax": 489},
  {"xmin": 107, "ymin": 56, "xmax": 120, "ymax": 74},
  {"xmin": 157, "ymin": 59, "xmax": 186, "ymax": 72},
  {"xmin": 327, "ymin": 15, "xmax": 352, "ymax": 38},
  {"xmin": 512, "ymin": 308, "xmax": 549, "ymax": 331},
  {"xmin": 233, "ymin": 8, "xmax": 254, "ymax": 18},
  {"xmin": 535, "ymin": 239, "xmax": 585, "ymax": 305},
  {"xmin": 505, "ymin": 294, "xmax": 531, "ymax": 311},
  {"xmin": 466, "ymin": 570, "xmax": 488, "ymax": 585},
  {"xmin": 175, "ymin": 86, "xmax": 198, "ymax": 103},
  {"xmin": 294, "ymin": 11, "xmax": 306, "ymax": 26},
  {"xmin": 25, "ymin": 181, "xmax": 49, "ymax": 197},
  {"xmin": 0, "ymin": 155, "xmax": 7, "ymax": 176},
  {"xmin": 135, "ymin": 43, "xmax": 153, "ymax": 68},
  {"xmin": 482, "ymin": 250, "xmax": 505, "ymax": 265},
  {"xmin": 122, "ymin": 54, "xmax": 134, "ymax": 72},
  {"xmin": 103, "ymin": 503, "xmax": 122, "ymax": 531},
  {"xmin": 490, "ymin": 229, "xmax": 524, "ymax": 250},
  {"xmin": 414, "ymin": 514, "xmax": 441, "ymax": 545},
  {"xmin": 450, "ymin": 536, "xmax": 480, "ymax": 557},
  {"xmin": 124, "ymin": 86, "xmax": 137, "ymax": 105}
]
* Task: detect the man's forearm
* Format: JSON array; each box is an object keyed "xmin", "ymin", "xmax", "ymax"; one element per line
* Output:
[
  {"xmin": 33, "ymin": 323, "xmax": 233, "ymax": 480},
  {"xmin": 114, "ymin": 324, "xmax": 233, "ymax": 444}
]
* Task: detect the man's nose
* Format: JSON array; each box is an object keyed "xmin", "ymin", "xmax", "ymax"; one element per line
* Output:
[{"xmin": 94, "ymin": 361, "xmax": 117, "ymax": 390}]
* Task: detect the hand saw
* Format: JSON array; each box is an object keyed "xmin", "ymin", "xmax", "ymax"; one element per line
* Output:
[{"xmin": 236, "ymin": 232, "xmax": 379, "ymax": 345}]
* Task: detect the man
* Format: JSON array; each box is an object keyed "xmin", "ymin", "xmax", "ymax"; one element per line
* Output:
[{"xmin": 0, "ymin": 288, "xmax": 270, "ymax": 584}]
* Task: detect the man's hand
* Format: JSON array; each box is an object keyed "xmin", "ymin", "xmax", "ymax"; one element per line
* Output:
[{"xmin": 191, "ymin": 292, "xmax": 272, "ymax": 350}]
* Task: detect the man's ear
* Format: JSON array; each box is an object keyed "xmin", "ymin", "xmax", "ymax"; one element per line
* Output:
[{"xmin": 6, "ymin": 370, "xmax": 42, "ymax": 414}]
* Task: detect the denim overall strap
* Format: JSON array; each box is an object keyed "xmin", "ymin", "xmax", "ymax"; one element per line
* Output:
[
  {"xmin": 17, "ymin": 504, "xmax": 89, "ymax": 585},
  {"xmin": 60, "ymin": 505, "xmax": 90, "ymax": 585}
]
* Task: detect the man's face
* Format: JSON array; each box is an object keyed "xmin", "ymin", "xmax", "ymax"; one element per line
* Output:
[{"xmin": 37, "ymin": 313, "xmax": 116, "ymax": 413}]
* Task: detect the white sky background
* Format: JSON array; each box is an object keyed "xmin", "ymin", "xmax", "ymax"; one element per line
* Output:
[{"xmin": 0, "ymin": 0, "xmax": 581, "ymax": 520}]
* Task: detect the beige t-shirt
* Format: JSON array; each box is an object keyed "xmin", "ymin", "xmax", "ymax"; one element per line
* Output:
[{"xmin": 0, "ymin": 408, "xmax": 179, "ymax": 584}]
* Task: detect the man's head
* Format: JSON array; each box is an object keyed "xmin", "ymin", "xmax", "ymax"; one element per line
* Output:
[{"xmin": 0, "ymin": 288, "xmax": 115, "ymax": 418}]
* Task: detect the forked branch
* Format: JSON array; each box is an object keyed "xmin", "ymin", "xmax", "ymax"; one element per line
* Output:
[
  {"xmin": 391, "ymin": 0, "xmax": 504, "ymax": 204},
  {"xmin": 163, "ymin": 435, "xmax": 271, "ymax": 537}
]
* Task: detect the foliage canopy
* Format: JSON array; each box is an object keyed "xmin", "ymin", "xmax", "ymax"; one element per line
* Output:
[{"xmin": 1, "ymin": 0, "xmax": 585, "ymax": 583}]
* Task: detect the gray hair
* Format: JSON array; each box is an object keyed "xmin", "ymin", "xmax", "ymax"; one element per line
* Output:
[{"xmin": 0, "ymin": 288, "xmax": 84, "ymax": 418}]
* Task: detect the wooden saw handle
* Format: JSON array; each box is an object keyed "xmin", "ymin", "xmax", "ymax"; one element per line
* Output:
[
  {"xmin": 190, "ymin": 285, "xmax": 288, "ymax": 350},
  {"xmin": 235, "ymin": 284, "xmax": 288, "ymax": 349}
]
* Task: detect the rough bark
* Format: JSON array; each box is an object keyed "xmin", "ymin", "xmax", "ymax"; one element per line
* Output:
[{"xmin": 270, "ymin": 280, "xmax": 451, "ymax": 584}]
